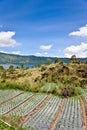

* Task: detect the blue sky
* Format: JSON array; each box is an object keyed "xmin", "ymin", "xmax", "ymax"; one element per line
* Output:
[{"xmin": 0, "ymin": 0, "xmax": 87, "ymax": 57}]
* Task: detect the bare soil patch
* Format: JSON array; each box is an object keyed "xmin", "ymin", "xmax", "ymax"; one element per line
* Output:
[{"xmin": 80, "ymin": 97, "xmax": 87, "ymax": 130}]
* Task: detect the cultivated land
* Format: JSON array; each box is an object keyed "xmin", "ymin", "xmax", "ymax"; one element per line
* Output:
[
  {"xmin": 0, "ymin": 89, "xmax": 87, "ymax": 130},
  {"xmin": 0, "ymin": 57, "xmax": 87, "ymax": 130}
]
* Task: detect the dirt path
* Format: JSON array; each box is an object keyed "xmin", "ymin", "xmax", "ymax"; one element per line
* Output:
[
  {"xmin": 4, "ymin": 94, "xmax": 34, "ymax": 115},
  {"xmin": 19, "ymin": 94, "xmax": 51, "ymax": 126},
  {"xmin": 0, "ymin": 91, "xmax": 24, "ymax": 107},
  {"xmin": 80, "ymin": 97, "xmax": 87, "ymax": 130},
  {"xmin": 49, "ymin": 99, "xmax": 65, "ymax": 130}
]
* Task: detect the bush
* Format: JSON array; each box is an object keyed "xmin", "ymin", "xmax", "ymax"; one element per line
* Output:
[
  {"xmin": 60, "ymin": 83, "xmax": 83, "ymax": 97},
  {"xmin": 45, "ymin": 59, "xmax": 51, "ymax": 65},
  {"xmin": 0, "ymin": 66, "xmax": 4, "ymax": 70},
  {"xmin": 62, "ymin": 88, "xmax": 71, "ymax": 97},
  {"xmin": 1, "ymin": 72, "xmax": 6, "ymax": 79}
]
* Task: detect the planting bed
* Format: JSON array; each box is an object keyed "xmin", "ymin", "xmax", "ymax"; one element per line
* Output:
[
  {"xmin": 0, "ymin": 92, "xmax": 33, "ymax": 115},
  {"xmin": 0, "ymin": 89, "xmax": 23, "ymax": 105},
  {"xmin": 23, "ymin": 96, "xmax": 62, "ymax": 129},
  {"xmin": 0, "ymin": 89, "xmax": 87, "ymax": 130},
  {"xmin": 55, "ymin": 98, "xmax": 82, "ymax": 130}
]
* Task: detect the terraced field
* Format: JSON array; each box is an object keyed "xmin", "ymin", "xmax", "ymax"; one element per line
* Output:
[{"xmin": 0, "ymin": 89, "xmax": 87, "ymax": 130}]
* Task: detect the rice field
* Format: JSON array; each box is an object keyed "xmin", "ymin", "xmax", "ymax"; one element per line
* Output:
[{"xmin": 0, "ymin": 89, "xmax": 87, "ymax": 130}]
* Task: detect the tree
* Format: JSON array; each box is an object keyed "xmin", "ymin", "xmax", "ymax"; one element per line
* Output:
[
  {"xmin": 70, "ymin": 55, "xmax": 77, "ymax": 62},
  {"xmin": 20, "ymin": 63, "xmax": 24, "ymax": 68},
  {"xmin": 9, "ymin": 65, "xmax": 14, "ymax": 70},
  {"xmin": 45, "ymin": 59, "xmax": 51, "ymax": 65},
  {"xmin": 0, "ymin": 66, "xmax": 4, "ymax": 70},
  {"xmin": 36, "ymin": 63, "xmax": 42, "ymax": 68},
  {"xmin": 55, "ymin": 58, "xmax": 61, "ymax": 63}
]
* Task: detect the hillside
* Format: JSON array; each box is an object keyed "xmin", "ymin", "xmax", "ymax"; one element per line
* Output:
[
  {"xmin": 0, "ymin": 60, "xmax": 87, "ymax": 96},
  {"xmin": 0, "ymin": 56, "xmax": 87, "ymax": 130},
  {"xmin": 0, "ymin": 52, "xmax": 87, "ymax": 65},
  {"xmin": 0, "ymin": 52, "xmax": 56, "ymax": 64}
]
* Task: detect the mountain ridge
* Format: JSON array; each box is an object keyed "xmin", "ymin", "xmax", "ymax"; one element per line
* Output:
[{"xmin": 0, "ymin": 52, "xmax": 87, "ymax": 64}]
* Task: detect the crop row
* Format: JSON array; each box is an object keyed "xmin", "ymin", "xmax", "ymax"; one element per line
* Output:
[
  {"xmin": 9, "ymin": 93, "xmax": 47, "ymax": 117},
  {"xmin": 55, "ymin": 98, "xmax": 82, "ymax": 130},
  {"xmin": 23, "ymin": 96, "xmax": 62, "ymax": 130},
  {"xmin": 0, "ymin": 89, "xmax": 22, "ymax": 104},
  {"xmin": 0, "ymin": 92, "xmax": 33, "ymax": 115},
  {"xmin": 0, "ymin": 89, "xmax": 85, "ymax": 130}
]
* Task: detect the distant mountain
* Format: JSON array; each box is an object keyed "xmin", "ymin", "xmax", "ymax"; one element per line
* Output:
[{"xmin": 0, "ymin": 52, "xmax": 87, "ymax": 65}]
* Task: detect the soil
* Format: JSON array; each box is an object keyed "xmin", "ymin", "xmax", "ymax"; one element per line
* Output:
[
  {"xmin": 19, "ymin": 94, "xmax": 52, "ymax": 126},
  {"xmin": 49, "ymin": 99, "xmax": 65, "ymax": 130},
  {"xmin": 4, "ymin": 94, "xmax": 34, "ymax": 115},
  {"xmin": 0, "ymin": 91, "xmax": 24, "ymax": 107},
  {"xmin": 80, "ymin": 97, "xmax": 87, "ymax": 130}
]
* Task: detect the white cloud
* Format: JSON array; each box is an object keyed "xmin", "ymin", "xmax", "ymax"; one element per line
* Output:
[
  {"xmin": 40, "ymin": 45, "xmax": 52, "ymax": 50},
  {"xmin": 35, "ymin": 52, "xmax": 42, "ymax": 56},
  {"xmin": 0, "ymin": 50, "xmax": 21, "ymax": 55},
  {"xmin": 0, "ymin": 31, "xmax": 21, "ymax": 47},
  {"xmin": 35, "ymin": 52, "xmax": 48, "ymax": 56},
  {"xmin": 12, "ymin": 51, "xmax": 21, "ymax": 55},
  {"xmin": 64, "ymin": 42, "xmax": 87, "ymax": 58},
  {"xmin": 44, "ymin": 52, "xmax": 48, "ymax": 55},
  {"xmin": 69, "ymin": 24, "xmax": 87, "ymax": 37},
  {"xmin": 0, "ymin": 50, "xmax": 8, "ymax": 53}
]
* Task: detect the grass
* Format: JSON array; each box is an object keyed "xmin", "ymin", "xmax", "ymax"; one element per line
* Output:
[
  {"xmin": 0, "ymin": 80, "xmax": 85, "ymax": 97},
  {"xmin": 0, "ymin": 61, "xmax": 87, "ymax": 97},
  {"xmin": 0, "ymin": 120, "xmax": 24, "ymax": 130}
]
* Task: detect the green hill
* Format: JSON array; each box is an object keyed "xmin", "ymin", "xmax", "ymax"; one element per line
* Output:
[{"xmin": 0, "ymin": 52, "xmax": 87, "ymax": 65}]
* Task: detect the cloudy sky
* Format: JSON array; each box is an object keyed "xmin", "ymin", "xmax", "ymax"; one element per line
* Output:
[{"xmin": 0, "ymin": 0, "xmax": 87, "ymax": 58}]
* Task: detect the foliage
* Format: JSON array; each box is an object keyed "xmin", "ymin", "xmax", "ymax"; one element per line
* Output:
[
  {"xmin": 0, "ymin": 52, "xmax": 87, "ymax": 66},
  {"xmin": 55, "ymin": 58, "xmax": 62, "ymax": 63},
  {"xmin": 20, "ymin": 63, "xmax": 24, "ymax": 68},
  {"xmin": 70, "ymin": 54, "xmax": 79, "ymax": 63},
  {"xmin": 36, "ymin": 63, "xmax": 42, "ymax": 68},
  {"xmin": 0, "ymin": 120, "xmax": 24, "ymax": 130},
  {"xmin": 1, "ymin": 71, "xmax": 6, "ymax": 79},
  {"xmin": 9, "ymin": 65, "xmax": 14, "ymax": 70},
  {"xmin": 0, "ymin": 66, "xmax": 4, "ymax": 70},
  {"xmin": 45, "ymin": 59, "xmax": 51, "ymax": 65},
  {"xmin": 61, "ymin": 84, "xmax": 83, "ymax": 97}
]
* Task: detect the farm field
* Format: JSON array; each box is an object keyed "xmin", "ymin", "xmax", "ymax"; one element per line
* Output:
[{"xmin": 0, "ymin": 89, "xmax": 87, "ymax": 130}]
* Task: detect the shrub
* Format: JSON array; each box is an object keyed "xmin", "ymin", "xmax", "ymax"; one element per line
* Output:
[
  {"xmin": 61, "ymin": 84, "xmax": 83, "ymax": 97},
  {"xmin": 45, "ymin": 59, "xmax": 51, "ymax": 65},
  {"xmin": 0, "ymin": 66, "xmax": 4, "ymax": 70},
  {"xmin": 62, "ymin": 88, "xmax": 71, "ymax": 97}
]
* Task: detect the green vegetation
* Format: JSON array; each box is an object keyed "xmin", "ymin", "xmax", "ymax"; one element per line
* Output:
[
  {"xmin": 0, "ymin": 54, "xmax": 87, "ymax": 97},
  {"xmin": 54, "ymin": 58, "xmax": 63, "ymax": 64},
  {"xmin": 0, "ymin": 55, "xmax": 86, "ymax": 130},
  {"xmin": 9, "ymin": 65, "xmax": 14, "ymax": 70},
  {"xmin": 0, "ymin": 52, "xmax": 57, "ymax": 64},
  {"xmin": 70, "ymin": 55, "xmax": 77, "ymax": 62},
  {"xmin": 0, "ymin": 89, "xmax": 86, "ymax": 129},
  {"xmin": 0, "ymin": 120, "xmax": 24, "ymax": 130},
  {"xmin": 20, "ymin": 63, "xmax": 24, "ymax": 68},
  {"xmin": 0, "ymin": 52, "xmax": 87, "ymax": 64},
  {"xmin": 45, "ymin": 59, "xmax": 51, "ymax": 65},
  {"xmin": 0, "ymin": 66, "xmax": 4, "ymax": 70}
]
